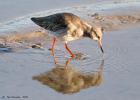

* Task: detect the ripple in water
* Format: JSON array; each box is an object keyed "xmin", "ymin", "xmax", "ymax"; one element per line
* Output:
[{"xmin": 47, "ymin": 46, "xmax": 104, "ymax": 74}]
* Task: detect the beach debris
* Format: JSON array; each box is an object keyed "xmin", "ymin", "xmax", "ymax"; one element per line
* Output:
[
  {"xmin": 0, "ymin": 44, "xmax": 13, "ymax": 52},
  {"xmin": 31, "ymin": 43, "xmax": 44, "ymax": 49},
  {"xmin": 91, "ymin": 13, "xmax": 103, "ymax": 20}
]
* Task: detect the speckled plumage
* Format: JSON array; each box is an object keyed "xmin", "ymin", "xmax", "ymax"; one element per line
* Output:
[
  {"xmin": 31, "ymin": 12, "xmax": 104, "ymax": 54},
  {"xmin": 31, "ymin": 13, "xmax": 94, "ymax": 42}
]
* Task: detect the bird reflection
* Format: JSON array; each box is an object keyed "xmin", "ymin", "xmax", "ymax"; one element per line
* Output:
[{"xmin": 33, "ymin": 60, "xmax": 104, "ymax": 94}]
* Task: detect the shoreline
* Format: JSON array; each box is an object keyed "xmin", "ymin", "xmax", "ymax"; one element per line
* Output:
[{"xmin": 0, "ymin": 1, "xmax": 140, "ymax": 35}]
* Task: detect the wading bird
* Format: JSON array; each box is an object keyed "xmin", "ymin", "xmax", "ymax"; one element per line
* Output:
[{"xmin": 31, "ymin": 13, "xmax": 104, "ymax": 66}]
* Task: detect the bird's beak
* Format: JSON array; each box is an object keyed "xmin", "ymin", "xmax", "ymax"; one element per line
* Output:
[{"xmin": 98, "ymin": 40, "xmax": 104, "ymax": 54}]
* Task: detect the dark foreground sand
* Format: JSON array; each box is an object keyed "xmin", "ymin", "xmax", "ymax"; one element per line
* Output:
[{"xmin": 0, "ymin": 1, "xmax": 140, "ymax": 100}]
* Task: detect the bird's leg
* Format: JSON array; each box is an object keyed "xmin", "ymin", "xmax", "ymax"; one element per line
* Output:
[
  {"xmin": 51, "ymin": 37, "xmax": 58, "ymax": 64},
  {"xmin": 65, "ymin": 57, "xmax": 73, "ymax": 69},
  {"xmin": 64, "ymin": 43, "xmax": 76, "ymax": 68},
  {"xmin": 65, "ymin": 43, "xmax": 76, "ymax": 58}
]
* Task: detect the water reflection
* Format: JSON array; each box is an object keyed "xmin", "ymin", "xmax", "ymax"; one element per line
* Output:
[{"xmin": 33, "ymin": 60, "xmax": 104, "ymax": 94}]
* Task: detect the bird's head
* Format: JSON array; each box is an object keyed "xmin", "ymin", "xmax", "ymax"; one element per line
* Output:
[{"xmin": 90, "ymin": 27, "xmax": 104, "ymax": 53}]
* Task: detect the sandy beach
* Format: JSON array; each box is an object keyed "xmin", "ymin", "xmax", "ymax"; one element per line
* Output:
[{"xmin": 0, "ymin": 0, "xmax": 140, "ymax": 100}]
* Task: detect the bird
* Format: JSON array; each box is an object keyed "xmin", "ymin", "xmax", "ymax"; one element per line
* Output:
[{"xmin": 31, "ymin": 12, "xmax": 104, "ymax": 66}]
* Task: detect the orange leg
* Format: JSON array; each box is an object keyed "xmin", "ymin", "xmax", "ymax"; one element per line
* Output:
[
  {"xmin": 65, "ymin": 57, "xmax": 73, "ymax": 69},
  {"xmin": 51, "ymin": 37, "xmax": 58, "ymax": 64},
  {"xmin": 65, "ymin": 43, "xmax": 76, "ymax": 58},
  {"xmin": 64, "ymin": 43, "xmax": 76, "ymax": 68}
]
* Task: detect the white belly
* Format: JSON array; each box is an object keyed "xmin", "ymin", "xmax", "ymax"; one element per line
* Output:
[{"xmin": 48, "ymin": 28, "xmax": 83, "ymax": 43}]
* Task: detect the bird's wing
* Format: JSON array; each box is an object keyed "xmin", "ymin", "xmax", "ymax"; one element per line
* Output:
[{"xmin": 36, "ymin": 14, "xmax": 67, "ymax": 32}]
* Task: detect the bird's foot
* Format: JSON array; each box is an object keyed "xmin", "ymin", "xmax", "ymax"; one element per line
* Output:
[{"xmin": 71, "ymin": 54, "xmax": 76, "ymax": 59}]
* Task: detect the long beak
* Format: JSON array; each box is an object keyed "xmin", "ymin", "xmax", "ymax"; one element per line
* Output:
[{"xmin": 98, "ymin": 40, "xmax": 104, "ymax": 54}]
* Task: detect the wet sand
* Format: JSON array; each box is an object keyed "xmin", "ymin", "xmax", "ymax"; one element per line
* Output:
[{"xmin": 0, "ymin": 1, "xmax": 140, "ymax": 100}]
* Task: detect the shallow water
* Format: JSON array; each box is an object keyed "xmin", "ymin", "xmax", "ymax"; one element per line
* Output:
[
  {"xmin": 0, "ymin": 1, "xmax": 140, "ymax": 100},
  {"xmin": 0, "ymin": 25, "xmax": 140, "ymax": 100}
]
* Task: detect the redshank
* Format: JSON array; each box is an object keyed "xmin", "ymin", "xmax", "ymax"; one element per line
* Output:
[{"xmin": 31, "ymin": 13, "xmax": 104, "ymax": 65}]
